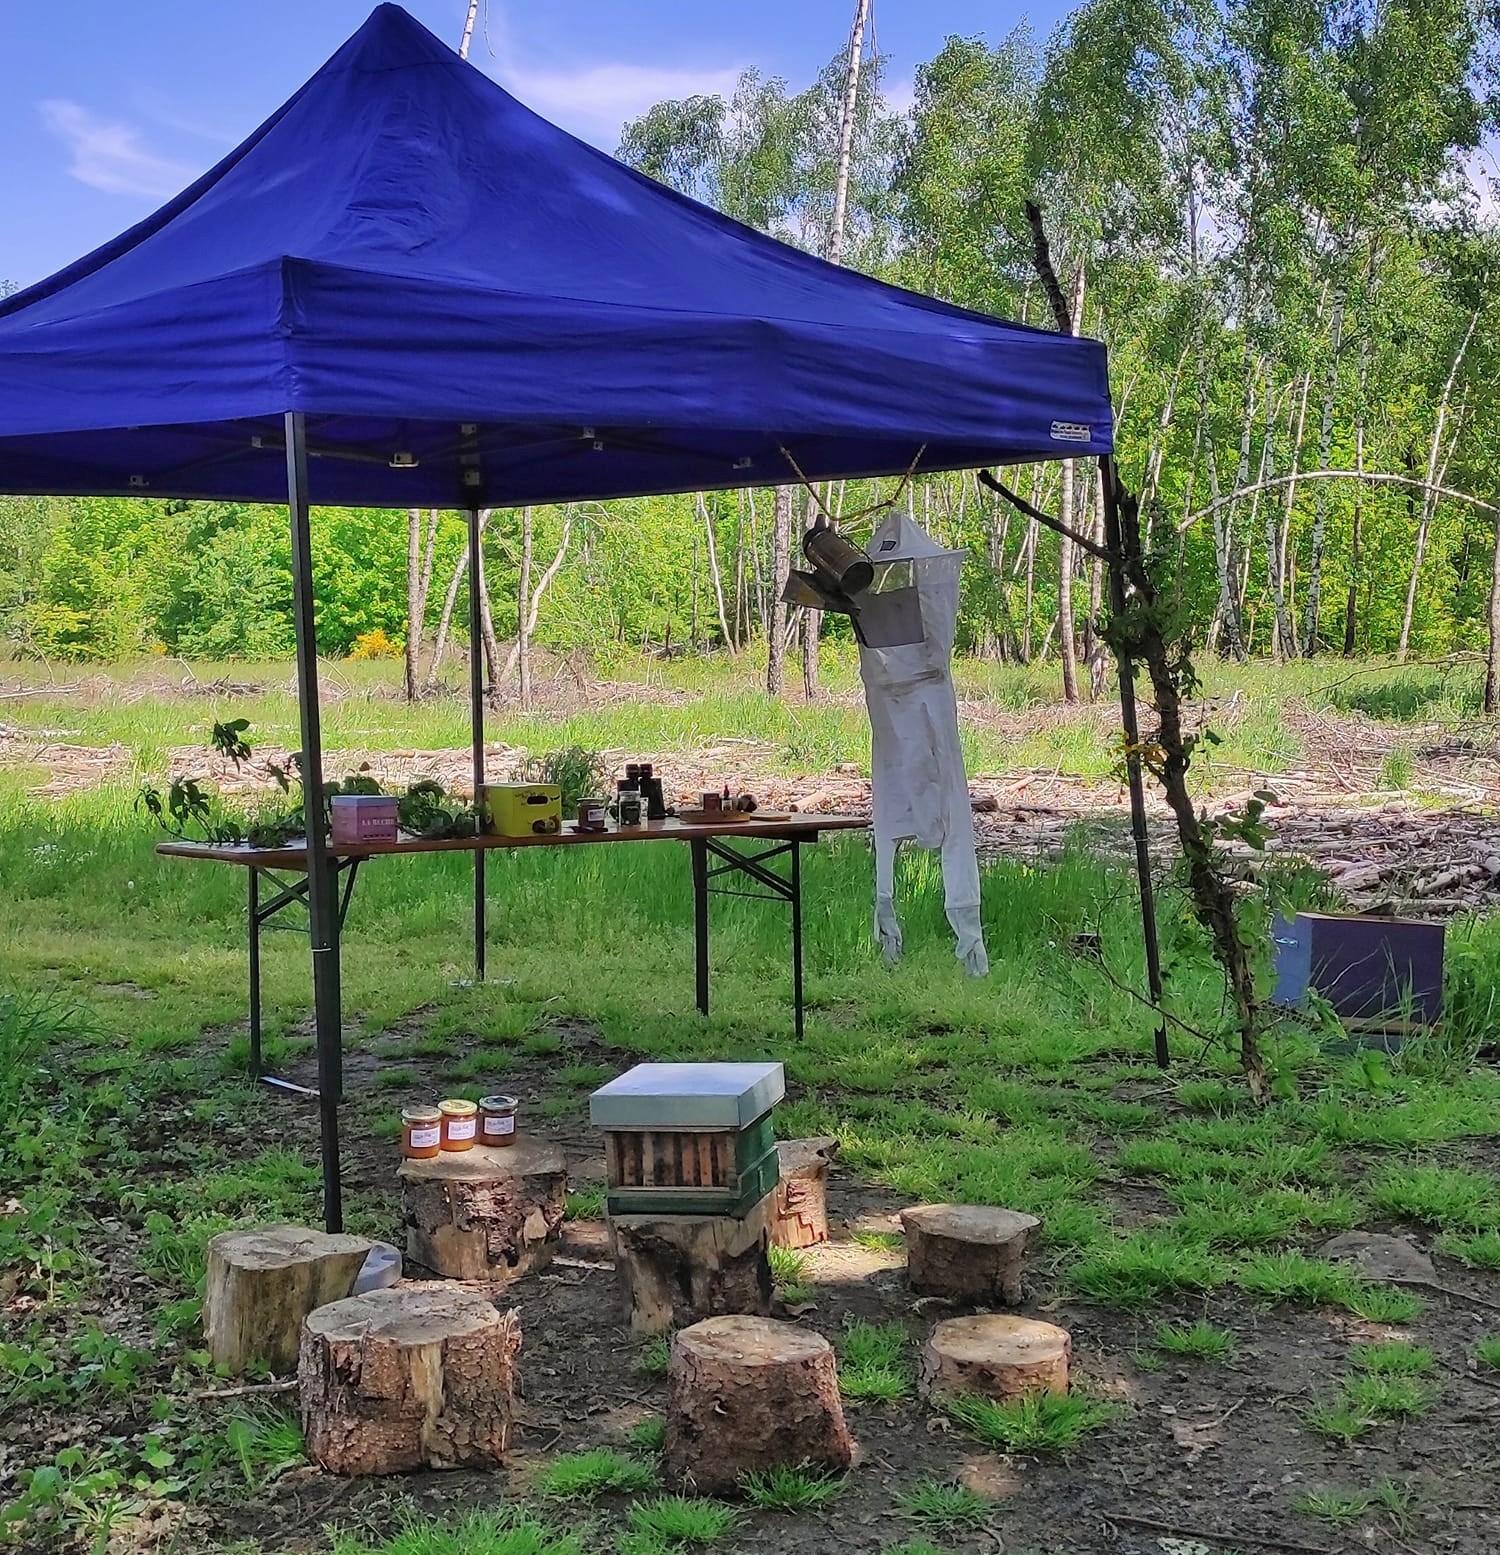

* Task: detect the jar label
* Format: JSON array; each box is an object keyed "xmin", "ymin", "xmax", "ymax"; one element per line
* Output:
[
  {"xmin": 408, "ymin": 1125, "xmax": 440, "ymax": 1150},
  {"xmin": 484, "ymin": 1114, "xmax": 516, "ymax": 1136},
  {"xmin": 447, "ymin": 1117, "xmax": 476, "ymax": 1140}
]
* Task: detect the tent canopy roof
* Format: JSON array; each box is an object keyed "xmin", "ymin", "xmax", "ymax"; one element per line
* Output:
[{"xmin": 0, "ymin": 4, "xmax": 1112, "ymax": 509}]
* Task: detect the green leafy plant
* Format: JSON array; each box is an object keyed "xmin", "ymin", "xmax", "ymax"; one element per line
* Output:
[
  {"xmin": 1475, "ymin": 1335, "xmax": 1500, "ymax": 1370},
  {"xmin": 329, "ymin": 1507, "xmax": 584, "ymax": 1555},
  {"xmin": 739, "ymin": 1464, "xmax": 845, "ymax": 1510},
  {"xmin": 565, "ymin": 1184, "xmax": 607, "ymax": 1220},
  {"xmin": 522, "ymin": 746, "xmax": 610, "ymax": 814},
  {"xmin": 224, "ymin": 1406, "xmax": 305, "ymax": 1489}
]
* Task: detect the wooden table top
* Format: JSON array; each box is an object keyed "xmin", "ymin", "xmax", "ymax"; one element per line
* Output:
[{"xmin": 156, "ymin": 813, "xmax": 869, "ymax": 869}]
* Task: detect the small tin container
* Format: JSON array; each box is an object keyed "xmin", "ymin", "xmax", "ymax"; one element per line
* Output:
[
  {"xmin": 478, "ymin": 1094, "xmax": 519, "ymax": 1146},
  {"xmin": 578, "ymin": 796, "xmax": 608, "ymax": 831},
  {"xmin": 438, "ymin": 1098, "xmax": 478, "ymax": 1151},
  {"xmin": 331, "ymin": 794, "xmax": 399, "ymax": 845},
  {"xmin": 401, "ymin": 1105, "xmax": 442, "ymax": 1160}
]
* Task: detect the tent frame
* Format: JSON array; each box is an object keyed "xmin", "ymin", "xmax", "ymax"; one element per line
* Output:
[{"xmin": 279, "ymin": 406, "xmax": 1165, "ymax": 1232}]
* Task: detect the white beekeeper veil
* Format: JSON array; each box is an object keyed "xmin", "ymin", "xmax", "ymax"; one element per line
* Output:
[{"xmin": 857, "ymin": 508, "xmax": 988, "ymax": 976}]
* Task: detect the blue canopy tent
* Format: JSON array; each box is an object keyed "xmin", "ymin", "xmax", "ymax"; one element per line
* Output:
[{"xmin": 0, "ymin": 4, "xmax": 1145, "ymax": 1230}]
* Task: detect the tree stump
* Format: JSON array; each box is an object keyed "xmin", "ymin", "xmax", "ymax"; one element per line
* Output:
[
  {"xmin": 399, "ymin": 1135, "xmax": 566, "ymax": 1280},
  {"xmin": 900, "ymin": 1204, "xmax": 1041, "ymax": 1305},
  {"xmin": 918, "ymin": 1314, "xmax": 1070, "ymax": 1403},
  {"xmin": 769, "ymin": 1137, "xmax": 836, "ymax": 1250},
  {"xmin": 203, "ymin": 1224, "xmax": 373, "ymax": 1375},
  {"xmin": 664, "ymin": 1315, "xmax": 854, "ymax": 1491},
  {"xmin": 299, "ymin": 1285, "xmax": 521, "ymax": 1475},
  {"xmin": 609, "ymin": 1191, "xmax": 774, "ymax": 1335}
]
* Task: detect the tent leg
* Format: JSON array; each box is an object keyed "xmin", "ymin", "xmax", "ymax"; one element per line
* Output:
[
  {"xmin": 467, "ymin": 505, "xmax": 486, "ymax": 981},
  {"xmin": 285, "ymin": 410, "xmax": 344, "ymax": 1232},
  {"xmin": 1100, "ymin": 455, "xmax": 1169, "ymax": 1068}
]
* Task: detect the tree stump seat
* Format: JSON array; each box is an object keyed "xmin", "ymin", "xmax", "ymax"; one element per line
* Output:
[
  {"xmin": 299, "ymin": 1285, "xmax": 521, "ymax": 1475},
  {"xmin": 203, "ymin": 1224, "xmax": 373, "ymax": 1375},
  {"xmin": 919, "ymin": 1313, "xmax": 1071, "ymax": 1403},
  {"xmin": 398, "ymin": 1135, "xmax": 567, "ymax": 1281},
  {"xmin": 664, "ymin": 1315, "xmax": 854, "ymax": 1492},
  {"xmin": 768, "ymin": 1137, "xmax": 837, "ymax": 1250},
  {"xmin": 609, "ymin": 1191, "xmax": 774, "ymax": 1335},
  {"xmin": 900, "ymin": 1203, "xmax": 1041, "ymax": 1305}
]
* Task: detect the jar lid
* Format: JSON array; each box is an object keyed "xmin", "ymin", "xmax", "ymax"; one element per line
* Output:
[
  {"xmin": 438, "ymin": 1098, "xmax": 478, "ymax": 1116},
  {"xmin": 402, "ymin": 1106, "xmax": 441, "ymax": 1124},
  {"xmin": 479, "ymin": 1094, "xmax": 519, "ymax": 1111}
]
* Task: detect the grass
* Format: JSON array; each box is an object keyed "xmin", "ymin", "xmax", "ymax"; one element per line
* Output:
[
  {"xmin": 768, "ymin": 1244, "xmax": 815, "ymax": 1303},
  {"xmin": 740, "ymin": 1465, "xmax": 845, "ymax": 1510},
  {"xmin": 626, "ymin": 1417, "xmax": 666, "ymax": 1452},
  {"xmin": 11, "ymin": 657, "xmax": 1500, "ymax": 1553},
  {"xmin": 633, "ymin": 1336, "xmax": 672, "ymax": 1378},
  {"xmin": 536, "ymin": 1448, "xmax": 656, "ymax": 1499},
  {"xmin": 1153, "ymin": 1320, "xmax": 1237, "ymax": 1362},
  {"xmin": 838, "ymin": 1320, "xmax": 913, "ymax": 1402},
  {"xmin": 1475, "ymin": 1335, "xmax": 1500, "ymax": 1370},
  {"xmin": 895, "ymin": 1479, "xmax": 991, "ymax": 1530},
  {"xmin": 1293, "ymin": 1480, "xmax": 1415, "ymax": 1525},
  {"xmin": 623, "ymin": 1496, "xmax": 737, "ymax": 1546},
  {"xmin": 937, "ymin": 1391, "xmax": 1118, "ymax": 1452},
  {"xmin": 565, "ymin": 1184, "xmax": 608, "ymax": 1220},
  {"xmin": 329, "ymin": 1509, "xmax": 585, "ymax": 1555}
]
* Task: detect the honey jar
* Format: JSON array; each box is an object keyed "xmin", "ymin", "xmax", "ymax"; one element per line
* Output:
[
  {"xmin": 401, "ymin": 1105, "xmax": 442, "ymax": 1160},
  {"xmin": 479, "ymin": 1094, "xmax": 519, "ymax": 1147},
  {"xmin": 438, "ymin": 1098, "xmax": 478, "ymax": 1151}
]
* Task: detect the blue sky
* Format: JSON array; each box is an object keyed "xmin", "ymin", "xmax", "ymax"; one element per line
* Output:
[{"xmin": 0, "ymin": 0, "xmax": 1069, "ymax": 289}]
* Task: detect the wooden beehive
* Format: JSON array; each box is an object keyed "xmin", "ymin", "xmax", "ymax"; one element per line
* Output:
[{"xmin": 591, "ymin": 1063, "xmax": 784, "ymax": 1217}]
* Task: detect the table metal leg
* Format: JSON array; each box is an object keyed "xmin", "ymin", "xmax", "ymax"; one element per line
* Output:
[
  {"xmin": 474, "ymin": 852, "xmax": 486, "ymax": 981},
  {"xmin": 691, "ymin": 837, "xmax": 710, "ymax": 1018},
  {"xmin": 247, "ymin": 868, "xmax": 262, "ymax": 1078},
  {"xmin": 790, "ymin": 840, "xmax": 804, "ymax": 1042}
]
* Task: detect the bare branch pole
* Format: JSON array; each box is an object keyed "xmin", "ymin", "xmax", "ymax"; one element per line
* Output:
[
  {"xmin": 977, "ymin": 471, "xmax": 1113, "ymax": 563},
  {"xmin": 1180, "ymin": 469, "xmax": 1498, "ymax": 533},
  {"xmin": 1023, "ymin": 200, "xmax": 1073, "ymax": 333}
]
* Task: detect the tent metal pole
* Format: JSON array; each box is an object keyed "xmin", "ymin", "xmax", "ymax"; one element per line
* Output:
[
  {"xmin": 1100, "ymin": 455, "xmax": 1169, "ymax": 1068},
  {"xmin": 285, "ymin": 409, "xmax": 345, "ymax": 1232},
  {"xmin": 467, "ymin": 505, "xmax": 487, "ymax": 980}
]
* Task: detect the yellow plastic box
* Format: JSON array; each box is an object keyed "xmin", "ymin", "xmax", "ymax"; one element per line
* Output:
[{"xmin": 481, "ymin": 782, "xmax": 562, "ymax": 837}]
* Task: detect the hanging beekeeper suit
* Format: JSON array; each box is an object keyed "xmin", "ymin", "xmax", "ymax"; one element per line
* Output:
[{"xmin": 856, "ymin": 508, "xmax": 989, "ymax": 976}]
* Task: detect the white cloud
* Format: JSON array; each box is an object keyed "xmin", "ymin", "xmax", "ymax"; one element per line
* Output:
[
  {"xmin": 467, "ymin": 3, "xmax": 739, "ymax": 145},
  {"xmin": 40, "ymin": 99, "xmax": 196, "ymax": 199},
  {"xmin": 498, "ymin": 60, "xmax": 741, "ymax": 139}
]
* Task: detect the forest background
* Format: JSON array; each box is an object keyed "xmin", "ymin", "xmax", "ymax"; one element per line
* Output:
[{"xmin": 3, "ymin": 0, "xmax": 1499, "ymax": 706}]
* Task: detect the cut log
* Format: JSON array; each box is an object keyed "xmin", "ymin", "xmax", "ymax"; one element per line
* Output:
[
  {"xmin": 918, "ymin": 1314, "xmax": 1070, "ymax": 1403},
  {"xmin": 609, "ymin": 1191, "xmax": 773, "ymax": 1335},
  {"xmin": 900, "ymin": 1203, "xmax": 1040, "ymax": 1306},
  {"xmin": 664, "ymin": 1315, "xmax": 854, "ymax": 1491},
  {"xmin": 203, "ymin": 1224, "xmax": 372, "ymax": 1375},
  {"xmin": 399, "ymin": 1135, "xmax": 566, "ymax": 1281},
  {"xmin": 299, "ymin": 1285, "xmax": 521, "ymax": 1475},
  {"xmin": 769, "ymin": 1136, "xmax": 837, "ymax": 1250}
]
